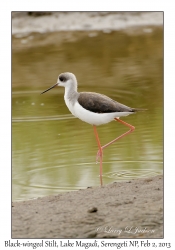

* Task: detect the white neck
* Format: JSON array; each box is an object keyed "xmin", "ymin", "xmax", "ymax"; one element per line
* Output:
[{"xmin": 64, "ymin": 80, "xmax": 79, "ymax": 106}]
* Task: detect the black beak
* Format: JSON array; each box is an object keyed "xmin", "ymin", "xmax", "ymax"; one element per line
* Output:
[{"xmin": 40, "ymin": 83, "xmax": 58, "ymax": 94}]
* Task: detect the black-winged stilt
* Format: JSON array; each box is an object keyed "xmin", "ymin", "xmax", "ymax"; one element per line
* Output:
[{"xmin": 41, "ymin": 72, "xmax": 146, "ymax": 186}]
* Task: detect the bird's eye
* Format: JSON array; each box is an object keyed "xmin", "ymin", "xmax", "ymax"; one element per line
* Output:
[{"xmin": 59, "ymin": 76, "xmax": 64, "ymax": 82}]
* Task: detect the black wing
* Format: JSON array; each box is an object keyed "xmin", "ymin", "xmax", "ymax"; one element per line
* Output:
[{"xmin": 78, "ymin": 92, "xmax": 134, "ymax": 113}]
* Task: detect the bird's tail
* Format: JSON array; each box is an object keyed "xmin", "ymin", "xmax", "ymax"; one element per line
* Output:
[{"xmin": 132, "ymin": 108, "xmax": 148, "ymax": 112}]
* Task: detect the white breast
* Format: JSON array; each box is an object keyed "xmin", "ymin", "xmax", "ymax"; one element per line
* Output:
[{"xmin": 64, "ymin": 95, "xmax": 77, "ymax": 117}]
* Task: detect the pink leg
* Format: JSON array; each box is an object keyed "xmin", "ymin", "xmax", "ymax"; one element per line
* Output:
[
  {"xmin": 93, "ymin": 125, "xmax": 103, "ymax": 186},
  {"xmin": 96, "ymin": 118, "xmax": 135, "ymax": 162}
]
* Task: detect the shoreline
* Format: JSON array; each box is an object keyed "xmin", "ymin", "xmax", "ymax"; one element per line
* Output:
[
  {"xmin": 12, "ymin": 12, "xmax": 163, "ymax": 35},
  {"xmin": 12, "ymin": 175, "xmax": 163, "ymax": 239}
]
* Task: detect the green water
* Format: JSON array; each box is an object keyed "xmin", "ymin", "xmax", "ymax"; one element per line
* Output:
[{"xmin": 12, "ymin": 27, "xmax": 163, "ymax": 201}]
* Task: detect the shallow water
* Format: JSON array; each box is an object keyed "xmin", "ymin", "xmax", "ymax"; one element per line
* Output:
[{"xmin": 12, "ymin": 27, "xmax": 163, "ymax": 201}]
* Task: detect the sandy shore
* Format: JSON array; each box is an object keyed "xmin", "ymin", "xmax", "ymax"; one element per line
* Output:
[
  {"xmin": 12, "ymin": 175, "xmax": 163, "ymax": 239},
  {"xmin": 12, "ymin": 12, "xmax": 163, "ymax": 35}
]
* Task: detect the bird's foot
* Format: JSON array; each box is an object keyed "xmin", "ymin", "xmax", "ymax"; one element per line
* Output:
[{"xmin": 96, "ymin": 150, "xmax": 102, "ymax": 163}]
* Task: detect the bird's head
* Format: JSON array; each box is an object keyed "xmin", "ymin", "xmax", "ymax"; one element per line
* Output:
[{"xmin": 41, "ymin": 72, "xmax": 77, "ymax": 94}]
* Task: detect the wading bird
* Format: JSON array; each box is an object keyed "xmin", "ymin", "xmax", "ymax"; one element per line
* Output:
[{"xmin": 41, "ymin": 72, "xmax": 145, "ymax": 186}]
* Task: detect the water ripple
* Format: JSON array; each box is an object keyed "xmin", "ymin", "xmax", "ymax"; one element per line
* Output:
[
  {"xmin": 12, "ymin": 114, "xmax": 75, "ymax": 122},
  {"xmin": 105, "ymin": 168, "xmax": 163, "ymax": 180}
]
